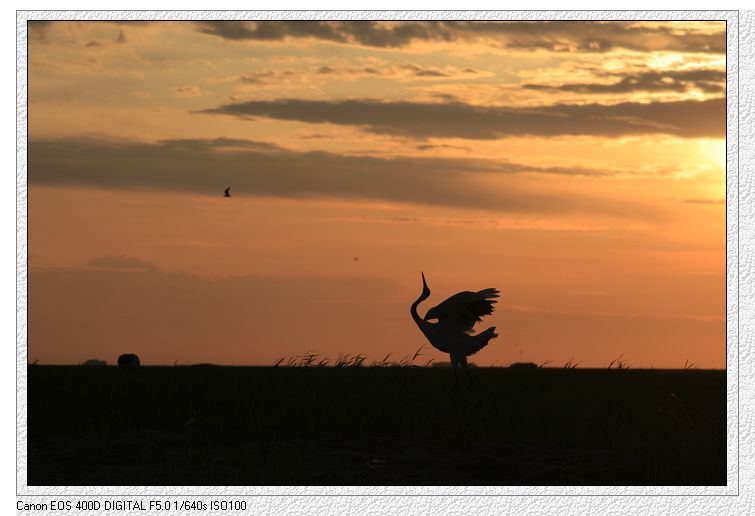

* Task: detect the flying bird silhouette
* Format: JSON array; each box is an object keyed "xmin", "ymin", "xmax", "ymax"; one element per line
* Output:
[
  {"xmin": 224, "ymin": 187, "xmax": 231, "ymax": 197},
  {"xmin": 410, "ymin": 272, "xmax": 499, "ymax": 386}
]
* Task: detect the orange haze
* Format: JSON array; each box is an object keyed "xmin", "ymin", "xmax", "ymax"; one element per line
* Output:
[{"xmin": 27, "ymin": 21, "xmax": 725, "ymax": 368}]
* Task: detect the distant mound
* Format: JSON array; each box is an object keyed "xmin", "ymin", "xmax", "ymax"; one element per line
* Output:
[
  {"xmin": 509, "ymin": 362, "xmax": 539, "ymax": 370},
  {"xmin": 117, "ymin": 354, "xmax": 140, "ymax": 368},
  {"xmin": 82, "ymin": 359, "xmax": 107, "ymax": 367}
]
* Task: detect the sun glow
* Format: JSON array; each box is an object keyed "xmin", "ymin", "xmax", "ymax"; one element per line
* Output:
[{"xmin": 697, "ymin": 139, "xmax": 726, "ymax": 170}]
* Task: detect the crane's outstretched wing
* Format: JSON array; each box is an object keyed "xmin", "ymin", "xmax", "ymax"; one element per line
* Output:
[{"xmin": 426, "ymin": 288, "xmax": 500, "ymax": 332}]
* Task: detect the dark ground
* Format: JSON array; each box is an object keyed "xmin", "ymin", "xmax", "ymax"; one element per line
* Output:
[{"xmin": 26, "ymin": 366, "xmax": 726, "ymax": 486}]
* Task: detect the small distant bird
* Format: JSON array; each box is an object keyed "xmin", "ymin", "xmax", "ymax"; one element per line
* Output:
[
  {"xmin": 354, "ymin": 257, "xmax": 359, "ymax": 262},
  {"xmin": 224, "ymin": 187, "xmax": 231, "ymax": 197},
  {"xmin": 410, "ymin": 272, "xmax": 500, "ymax": 386}
]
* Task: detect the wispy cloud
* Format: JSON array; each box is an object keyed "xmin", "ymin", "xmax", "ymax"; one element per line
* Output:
[
  {"xmin": 87, "ymin": 255, "xmax": 158, "ymax": 272},
  {"xmin": 415, "ymin": 143, "xmax": 471, "ymax": 152},
  {"xmin": 175, "ymin": 85, "xmax": 206, "ymax": 97},
  {"xmin": 523, "ymin": 69, "xmax": 725, "ymax": 95},
  {"xmin": 313, "ymin": 63, "xmax": 480, "ymax": 80},
  {"xmin": 331, "ymin": 215, "xmax": 612, "ymax": 232},
  {"xmin": 504, "ymin": 304, "xmax": 724, "ymax": 322},
  {"xmin": 680, "ymin": 197, "xmax": 725, "ymax": 204},
  {"xmin": 232, "ymin": 63, "xmax": 481, "ymax": 93}
]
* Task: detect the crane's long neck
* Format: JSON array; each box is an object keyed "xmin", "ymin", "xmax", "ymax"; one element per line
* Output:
[
  {"xmin": 411, "ymin": 273, "xmax": 432, "ymax": 332},
  {"xmin": 410, "ymin": 296, "xmax": 426, "ymax": 327}
]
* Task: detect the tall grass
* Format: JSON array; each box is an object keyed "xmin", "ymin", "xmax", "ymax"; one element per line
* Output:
[{"xmin": 273, "ymin": 346, "xmax": 431, "ymax": 368}]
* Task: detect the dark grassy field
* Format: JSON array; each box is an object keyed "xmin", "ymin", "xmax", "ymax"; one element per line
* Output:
[{"xmin": 27, "ymin": 365, "xmax": 726, "ymax": 486}]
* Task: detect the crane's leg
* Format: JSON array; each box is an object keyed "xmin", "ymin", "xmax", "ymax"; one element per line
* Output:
[
  {"xmin": 451, "ymin": 355, "xmax": 459, "ymax": 389},
  {"xmin": 460, "ymin": 355, "xmax": 474, "ymax": 387}
]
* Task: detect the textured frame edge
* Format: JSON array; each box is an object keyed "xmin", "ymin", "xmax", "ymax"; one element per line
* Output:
[{"xmin": 15, "ymin": 9, "xmax": 749, "ymax": 510}]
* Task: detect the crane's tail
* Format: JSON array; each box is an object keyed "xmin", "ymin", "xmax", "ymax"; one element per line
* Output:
[{"xmin": 466, "ymin": 326, "xmax": 498, "ymax": 356}]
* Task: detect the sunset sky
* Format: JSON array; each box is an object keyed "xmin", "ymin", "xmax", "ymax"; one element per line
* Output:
[{"xmin": 27, "ymin": 20, "xmax": 726, "ymax": 368}]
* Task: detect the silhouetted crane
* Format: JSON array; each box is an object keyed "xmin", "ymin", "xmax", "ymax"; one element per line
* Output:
[
  {"xmin": 224, "ymin": 187, "xmax": 231, "ymax": 197},
  {"xmin": 410, "ymin": 272, "xmax": 499, "ymax": 386}
]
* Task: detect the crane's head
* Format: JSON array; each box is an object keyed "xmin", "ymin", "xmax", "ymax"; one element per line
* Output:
[{"xmin": 419, "ymin": 272, "xmax": 431, "ymax": 301}]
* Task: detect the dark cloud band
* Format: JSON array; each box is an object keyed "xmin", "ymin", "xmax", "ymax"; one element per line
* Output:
[
  {"xmin": 193, "ymin": 21, "xmax": 725, "ymax": 54},
  {"xmin": 198, "ymin": 98, "xmax": 724, "ymax": 140},
  {"xmin": 29, "ymin": 137, "xmax": 657, "ymax": 219}
]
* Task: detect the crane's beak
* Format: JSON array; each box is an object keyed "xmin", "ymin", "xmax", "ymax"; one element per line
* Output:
[{"xmin": 419, "ymin": 271, "xmax": 431, "ymax": 301}]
